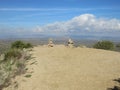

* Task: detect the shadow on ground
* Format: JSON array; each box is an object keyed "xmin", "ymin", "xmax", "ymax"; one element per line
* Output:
[{"xmin": 107, "ymin": 78, "xmax": 120, "ymax": 90}]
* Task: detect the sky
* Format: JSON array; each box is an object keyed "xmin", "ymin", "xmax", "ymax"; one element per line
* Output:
[{"xmin": 0, "ymin": 0, "xmax": 120, "ymax": 39}]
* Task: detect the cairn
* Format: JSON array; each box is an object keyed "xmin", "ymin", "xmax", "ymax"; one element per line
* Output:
[
  {"xmin": 48, "ymin": 39, "xmax": 54, "ymax": 47},
  {"xmin": 68, "ymin": 38, "xmax": 74, "ymax": 47}
]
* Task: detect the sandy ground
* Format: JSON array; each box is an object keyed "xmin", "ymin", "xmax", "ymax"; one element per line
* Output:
[{"xmin": 4, "ymin": 45, "xmax": 120, "ymax": 90}]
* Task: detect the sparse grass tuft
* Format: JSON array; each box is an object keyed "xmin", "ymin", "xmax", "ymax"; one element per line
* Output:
[{"xmin": 24, "ymin": 74, "xmax": 32, "ymax": 78}]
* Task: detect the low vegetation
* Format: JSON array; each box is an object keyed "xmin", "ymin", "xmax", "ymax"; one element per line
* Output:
[
  {"xmin": 24, "ymin": 74, "xmax": 32, "ymax": 78},
  {"xmin": 11, "ymin": 40, "xmax": 33, "ymax": 49},
  {"xmin": 93, "ymin": 40, "xmax": 114, "ymax": 50},
  {"xmin": 0, "ymin": 40, "xmax": 33, "ymax": 89}
]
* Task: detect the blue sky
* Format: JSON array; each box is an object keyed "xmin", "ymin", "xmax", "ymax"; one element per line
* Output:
[{"xmin": 0, "ymin": 0, "xmax": 120, "ymax": 39}]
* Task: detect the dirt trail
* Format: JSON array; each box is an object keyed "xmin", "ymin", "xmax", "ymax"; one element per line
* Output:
[{"xmin": 4, "ymin": 45, "xmax": 120, "ymax": 90}]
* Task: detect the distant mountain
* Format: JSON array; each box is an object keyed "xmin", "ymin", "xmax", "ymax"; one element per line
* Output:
[{"xmin": 0, "ymin": 33, "xmax": 120, "ymax": 42}]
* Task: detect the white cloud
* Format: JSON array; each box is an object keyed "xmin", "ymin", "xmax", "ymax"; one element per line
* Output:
[
  {"xmin": 34, "ymin": 14, "xmax": 120, "ymax": 34},
  {"xmin": 1, "ymin": 14, "xmax": 120, "ymax": 39}
]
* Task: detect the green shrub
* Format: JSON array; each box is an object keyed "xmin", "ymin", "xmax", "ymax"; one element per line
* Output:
[
  {"xmin": 93, "ymin": 41, "xmax": 114, "ymax": 50},
  {"xmin": 24, "ymin": 43, "xmax": 33, "ymax": 48},
  {"xmin": 11, "ymin": 41, "xmax": 25, "ymax": 49},
  {"xmin": 11, "ymin": 41, "xmax": 33, "ymax": 49},
  {"xmin": 4, "ymin": 49, "xmax": 22, "ymax": 60}
]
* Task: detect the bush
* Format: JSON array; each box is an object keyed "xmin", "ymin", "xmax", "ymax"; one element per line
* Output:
[
  {"xmin": 4, "ymin": 49, "xmax": 22, "ymax": 61},
  {"xmin": 24, "ymin": 43, "xmax": 33, "ymax": 48},
  {"xmin": 93, "ymin": 41, "xmax": 114, "ymax": 50},
  {"xmin": 11, "ymin": 41, "xmax": 25, "ymax": 49},
  {"xmin": 11, "ymin": 41, "xmax": 33, "ymax": 49}
]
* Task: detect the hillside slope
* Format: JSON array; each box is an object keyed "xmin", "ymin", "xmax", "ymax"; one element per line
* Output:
[{"xmin": 4, "ymin": 45, "xmax": 120, "ymax": 90}]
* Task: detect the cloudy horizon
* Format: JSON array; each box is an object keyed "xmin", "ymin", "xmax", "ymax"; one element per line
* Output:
[{"xmin": 0, "ymin": 0, "xmax": 120, "ymax": 40}]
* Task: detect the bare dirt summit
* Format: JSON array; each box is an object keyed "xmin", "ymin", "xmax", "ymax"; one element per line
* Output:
[{"xmin": 4, "ymin": 45, "xmax": 120, "ymax": 90}]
